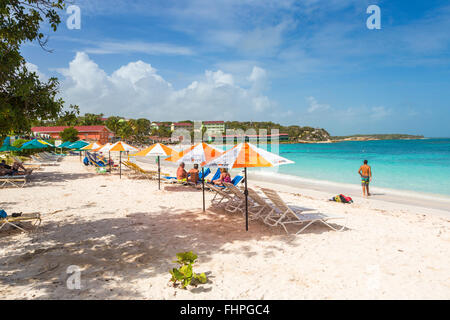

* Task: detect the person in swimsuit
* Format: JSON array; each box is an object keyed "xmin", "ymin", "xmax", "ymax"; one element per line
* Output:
[
  {"xmin": 358, "ymin": 160, "xmax": 372, "ymax": 196},
  {"xmin": 212, "ymin": 168, "xmax": 231, "ymax": 186},
  {"xmin": 177, "ymin": 162, "xmax": 187, "ymax": 182},
  {"xmin": 187, "ymin": 164, "xmax": 200, "ymax": 184}
]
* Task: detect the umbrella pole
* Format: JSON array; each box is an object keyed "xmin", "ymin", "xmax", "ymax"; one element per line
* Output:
[
  {"xmin": 109, "ymin": 151, "xmax": 111, "ymax": 172},
  {"xmin": 158, "ymin": 156, "xmax": 161, "ymax": 190},
  {"xmin": 245, "ymin": 167, "xmax": 248, "ymax": 231},
  {"xmin": 119, "ymin": 151, "xmax": 122, "ymax": 179},
  {"xmin": 202, "ymin": 167, "xmax": 205, "ymax": 212}
]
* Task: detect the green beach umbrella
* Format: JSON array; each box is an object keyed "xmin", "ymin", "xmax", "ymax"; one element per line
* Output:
[
  {"xmin": 0, "ymin": 137, "xmax": 19, "ymax": 152},
  {"xmin": 68, "ymin": 140, "xmax": 89, "ymax": 150},
  {"xmin": 59, "ymin": 141, "xmax": 74, "ymax": 149},
  {"xmin": 20, "ymin": 139, "xmax": 49, "ymax": 150}
]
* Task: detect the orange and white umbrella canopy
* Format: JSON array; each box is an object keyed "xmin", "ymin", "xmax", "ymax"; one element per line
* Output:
[
  {"xmin": 81, "ymin": 142, "xmax": 102, "ymax": 151},
  {"xmin": 92, "ymin": 143, "xmax": 112, "ymax": 152},
  {"xmin": 165, "ymin": 142, "xmax": 223, "ymax": 164},
  {"xmin": 202, "ymin": 142, "xmax": 294, "ymax": 169},
  {"xmin": 108, "ymin": 141, "xmax": 139, "ymax": 152},
  {"xmin": 134, "ymin": 143, "xmax": 177, "ymax": 157}
]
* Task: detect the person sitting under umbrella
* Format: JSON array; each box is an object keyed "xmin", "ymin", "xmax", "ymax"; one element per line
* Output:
[
  {"xmin": 177, "ymin": 162, "xmax": 188, "ymax": 182},
  {"xmin": 211, "ymin": 168, "xmax": 231, "ymax": 186},
  {"xmin": 187, "ymin": 164, "xmax": 200, "ymax": 184}
]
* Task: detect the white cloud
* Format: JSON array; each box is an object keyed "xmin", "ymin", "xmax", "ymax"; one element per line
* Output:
[
  {"xmin": 83, "ymin": 41, "xmax": 193, "ymax": 56},
  {"xmin": 307, "ymin": 96, "xmax": 330, "ymax": 113},
  {"xmin": 56, "ymin": 52, "xmax": 277, "ymax": 120},
  {"xmin": 25, "ymin": 62, "xmax": 48, "ymax": 81}
]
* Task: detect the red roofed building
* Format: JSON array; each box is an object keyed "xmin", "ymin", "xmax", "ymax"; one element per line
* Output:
[{"xmin": 31, "ymin": 125, "xmax": 114, "ymax": 144}]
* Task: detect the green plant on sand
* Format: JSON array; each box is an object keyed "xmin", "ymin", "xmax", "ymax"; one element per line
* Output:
[{"xmin": 169, "ymin": 251, "xmax": 207, "ymax": 289}]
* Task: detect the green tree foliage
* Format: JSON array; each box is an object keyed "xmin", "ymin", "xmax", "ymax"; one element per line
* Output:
[
  {"xmin": 80, "ymin": 113, "xmax": 104, "ymax": 126},
  {"xmin": 105, "ymin": 116, "xmax": 123, "ymax": 135},
  {"xmin": 59, "ymin": 127, "xmax": 79, "ymax": 142},
  {"xmin": 0, "ymin": 0, "xmax": 77, "ymax": 137}
]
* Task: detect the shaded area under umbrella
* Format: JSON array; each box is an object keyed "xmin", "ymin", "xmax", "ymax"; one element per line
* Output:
[
  {"xmin": 202, "ymin": 142, "xmax": 294, "ymax": 230},
  {"xmin": 166, "ymin": 142, "xmax": 223, "ymax": 212}
]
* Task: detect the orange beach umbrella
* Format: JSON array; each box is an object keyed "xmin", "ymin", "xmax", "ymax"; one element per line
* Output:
[
  {"xmin": 202, "ymin": 142, "xmax": 294, "ymax": 230},
  {"xmin": 109, "ymin": 141, "xmax": 139, "ymax": 179},
  {"xmin": 134, "ymin": 143, "xmax": 177, "ymax": 190}
]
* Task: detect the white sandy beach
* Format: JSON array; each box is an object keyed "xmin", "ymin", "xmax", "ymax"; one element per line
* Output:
[{"xmin": 0, "ymin": 156, "xmax": 449, "ymax": 299}]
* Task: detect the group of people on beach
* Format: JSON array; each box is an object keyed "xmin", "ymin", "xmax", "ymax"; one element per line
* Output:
[
  {"xmin": 176, "ymin": 162, "xmax": 231, "ymax": 185},
  {"xmin": 175, "ymin": 159, "xmax": 372, "ymax": 195},
  {"xmin": 0, "ymin": 160, "xmax": 31, "ymax": 176}
]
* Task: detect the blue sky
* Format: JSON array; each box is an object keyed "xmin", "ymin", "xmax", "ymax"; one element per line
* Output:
[{"xmin": 21, "ymin": 0, "xmax": 450, "ymax": 137}]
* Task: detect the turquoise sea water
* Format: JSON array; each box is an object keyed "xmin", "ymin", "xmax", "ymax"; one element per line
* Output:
[{"xmin": 260, "ymin": 139, "xmax": 450, "ymax": 196}]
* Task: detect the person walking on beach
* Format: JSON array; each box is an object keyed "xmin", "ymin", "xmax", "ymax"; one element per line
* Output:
[{"xmin": 358, "ymin": 160, "xmax": 372, "ymax": 196}]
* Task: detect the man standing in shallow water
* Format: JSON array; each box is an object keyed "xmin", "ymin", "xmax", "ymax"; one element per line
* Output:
[{"xmin": 358, "ymin": 160, "xmax": 372, "ymax": 196}]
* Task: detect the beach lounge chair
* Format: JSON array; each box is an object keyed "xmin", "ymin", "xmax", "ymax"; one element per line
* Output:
[
  {"xmin": 31, "ymin": 155, "xmax": 59, "ymax": 166},
  {"xmin": 87, "ymin": 152, "xmax": 108, "ymax": 169},
  {"xmin": 122, "ymin": 161, "xmax": 154, "ymax": 179},
  {"xmin": 0, "ymin": 174, "xmax": 29, "ymax": 188},
  {"xmin": 198, "ymin": 168, "xmax": 211, "ymax": 181},
  {"xmin": 0, "ymin": 212, "xmax": 41, "ymax": 233},
  {"xmin": 12, "ymin": 156, "xmax": 41, "ymax": 171},
  {"xmin": 41, "ymin": 152, "xmax": 63, "ymax": 161},
  {"xmin": 222, "ymin": 183, "xmax": 269, "ymax": 219},
  {"xmin": 206, "ymin": 169, "xmax": 221, "ymax": 184},
  {"xmin": 38, "ymin": 152, "xmax": 60, "ymax": 162},
  {"xmin": 207, "ymin": 172, "xmax": 244, "ymax": 189},
  {"xmin": 209, "ymin": 184, "xmax": 236, "ymax": 207},
  {"xmin": 126, "ymin": 161, "xmax": 170, "ymax": 178},
  {"xmin": 247, "ymin": 188, "xmax": 274, "ymax": 220},
  {"xmin": 260, "ymin": 188, "xmax": 346, "ymax": 234}
]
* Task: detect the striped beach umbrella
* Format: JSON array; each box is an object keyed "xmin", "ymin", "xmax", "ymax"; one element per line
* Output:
[
  {"xmin": 109, "ymin": 141, "xmax": 139, "ymax": 178},
  {"xmin": 166, "ymin": 142, "xmax": 223, "ymax": 212},
  {"xmin": 134, "ymin": 143, "xmax": 177, "ymax": 190},
  {"xmin": 202, "ymin": 142, "xmax": 294, "ymax": 230},
  {"xmin": 80, "ymin": 142, "xmax": 102, "ymax": 151}
]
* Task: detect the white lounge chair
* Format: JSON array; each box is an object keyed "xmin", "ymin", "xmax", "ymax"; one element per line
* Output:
[
  {"xmin": 30, "ymin": 155, "xmax": 59, "ymax": 166},
  {"xmin": 247, "ymin": 187, "xmax": 275, "ymax": 221},
  {"xmin": 223, "ymin": 183, "xmax": 269, "ymax": 220},
  {"xmin": 260, "ymin": 188, "xmax": 346, "ymax": 234},
  {"xmin": 0, "ymin": 174, "xmax": 29, "ymax": 188},
  {"xmin": 209, "ymin": 184, "xmax": 235, "ymax": 207}
]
